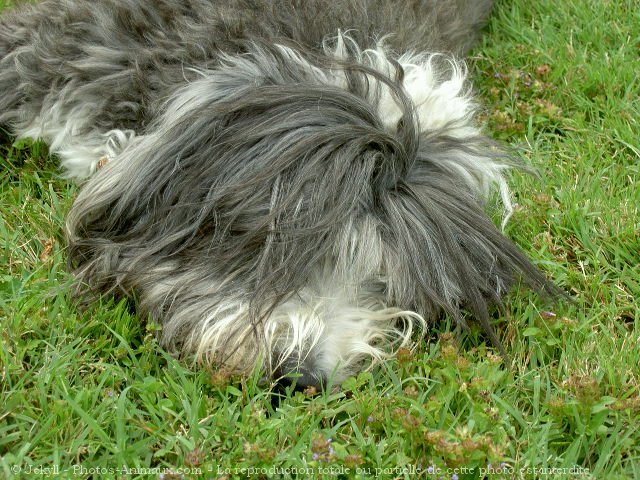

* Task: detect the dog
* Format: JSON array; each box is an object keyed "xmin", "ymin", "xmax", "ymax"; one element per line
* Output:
[{"xmin": 0, "ymin": 0, "xmax": 557, "ymax": 389}]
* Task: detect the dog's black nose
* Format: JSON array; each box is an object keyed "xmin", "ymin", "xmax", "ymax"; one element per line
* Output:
[{"xmin": 274, "ymin": 355, "xmax": 325, "ymax": 392}]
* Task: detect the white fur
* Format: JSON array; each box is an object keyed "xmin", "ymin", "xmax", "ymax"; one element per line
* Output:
[
  {"xmin": 122, "ymin": 253, "xmax": 425, "ymax": 384},
  {"xmin": 190, "ymin": 275, "xmax": 425, "ymax": 384},
  {"xmin": 18, "ymin": 104, "xmax": 135, "ymax": 178}
]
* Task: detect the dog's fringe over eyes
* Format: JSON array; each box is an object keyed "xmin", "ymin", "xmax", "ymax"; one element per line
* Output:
[{"xmin": 0, "ymin": 0, "xmax": 559, "ymax": 388}]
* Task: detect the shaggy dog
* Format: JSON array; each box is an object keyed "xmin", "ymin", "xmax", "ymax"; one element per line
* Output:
[{"xmin": 0, "ymin": 0, "xmax": 556, "ymax": 389}]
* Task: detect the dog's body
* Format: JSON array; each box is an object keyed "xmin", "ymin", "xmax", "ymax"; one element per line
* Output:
[{"xmin": 0, "ymin": 0, "xmax": 555, "ymax": 388}]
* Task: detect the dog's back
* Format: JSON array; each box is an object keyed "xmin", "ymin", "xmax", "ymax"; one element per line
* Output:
[{"xmin": 0, "ymin": 0, "xmax": 492, "ymax": 139}]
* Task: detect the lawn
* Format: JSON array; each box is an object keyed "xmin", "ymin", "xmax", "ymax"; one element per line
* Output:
[{"xmin": 1, "ymin": 0, "xmax": 638, "ymax": 478}]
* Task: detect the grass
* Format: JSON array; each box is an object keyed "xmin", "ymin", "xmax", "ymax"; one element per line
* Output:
[{"xmin": 1, "ymin": 0, "xmax": 639, "ymax": 478}]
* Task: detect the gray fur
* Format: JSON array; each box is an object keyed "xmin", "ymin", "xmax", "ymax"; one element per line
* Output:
[
  {"xmin": 0, "ymin": 0, "xmax": 559, "ymax": 388},
  {"xmin": 0, "ymin": 0, "xmax": 492, "ymax": 135}
]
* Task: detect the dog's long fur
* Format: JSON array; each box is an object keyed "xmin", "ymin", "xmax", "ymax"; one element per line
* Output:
[{"xmin": 0, "ymin": 0, "xmax": 557, "ymax": 387}]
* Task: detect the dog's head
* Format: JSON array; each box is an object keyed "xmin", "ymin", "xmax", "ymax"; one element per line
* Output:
[{"xmin": 66, "ymin": 37, "xmax": 554, "ymax": 388}]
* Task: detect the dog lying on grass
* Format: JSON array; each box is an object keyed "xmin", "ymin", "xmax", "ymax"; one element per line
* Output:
[{"xmin": 0, "ymin": 0, "xmax": 557, "ymax": 389}]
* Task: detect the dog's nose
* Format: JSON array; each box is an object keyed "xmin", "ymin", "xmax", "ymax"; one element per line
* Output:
[{"xmin": 274, "ymin": 355, "xmax": 325, "ymax": 392}]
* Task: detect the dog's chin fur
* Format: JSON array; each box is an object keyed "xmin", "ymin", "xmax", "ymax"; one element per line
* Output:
[{"xmin": 0, "ymin": 0, "xmax": 558, "ymax": 388}]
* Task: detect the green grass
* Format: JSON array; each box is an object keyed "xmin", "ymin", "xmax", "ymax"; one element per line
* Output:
[{"xmin": 1, "ymin": 0, "xmax": 639, "ymax": 478}]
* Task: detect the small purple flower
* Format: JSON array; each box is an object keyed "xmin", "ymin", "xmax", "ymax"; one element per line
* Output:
[
  {"xmin": 312, "ymin": 453, "xmax": 319, "ymax": 461},
  {"xmin": 519, "ymin": 70, "xmax": 526, "ymax": 77},
  {"xmin": 367, "ymin": 415, "xmax": 374, "ymax": 423},
  {"xmin": 500, "ymin": 462, "xmax": 509, "ymax": 468},
  {"xmin": 327, "ymin": 438, "xmax": 332, "ymax": 442},
  {"xmin": 159, "ymin": 475, "xmax": 164, "ymax": 480},
  {"xmin": 525, "ymin": 81, "xmax": 532, "ymax": 87},
  {"xmin": 514, "ymin": 93, "xmax": 519, "ymax": 98},
  {"xmin": 493, "ymin": 72, "xmax": 502, "ymax": 79},
  {"xmin": 328, "ymin": 446, "xmax": 335, "ymax": 455},
  {"xmin": 452, "ymin": 475, "xmax": 459, "ymax": 480},
  {"xmin": 427, "ymin": 465, "xmax": 435, "ymax": 474}
]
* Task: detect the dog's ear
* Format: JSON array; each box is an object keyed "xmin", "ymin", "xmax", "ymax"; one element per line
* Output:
[{"xmin": 374, "ymin": 155, "xmax": 559, "ymax": 349}]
